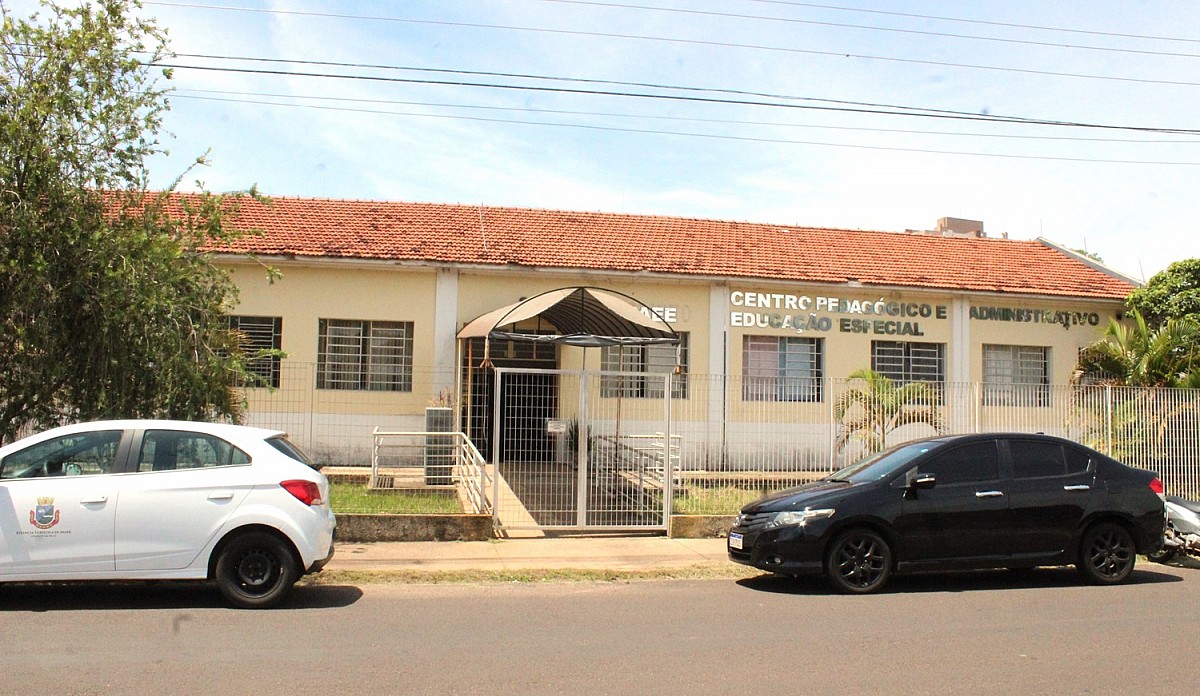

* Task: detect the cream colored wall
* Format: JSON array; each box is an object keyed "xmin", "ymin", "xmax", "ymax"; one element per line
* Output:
[
  {"xmin": 723, "ymin": 285, "xmax": 1117, "ymax": 383},
  {"xmin": 721, "ymin": 284, "xmax": 1121, "ymax": 422},
  {"xmin": 226, "ymin": 261, "xmax": 440, "ymax": 415},
  {"xmin": 723, "ymin": 286, "xmax": 954, "ymax": 421},
  {"xmin": 967, "ymin": 300, "xmax": 1116, "ymax": 384},
  {"xmin": 224, "ymin": 260, "xmax": 1124, "ymax": 423}
]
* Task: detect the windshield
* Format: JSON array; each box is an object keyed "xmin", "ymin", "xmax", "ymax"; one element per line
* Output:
[{"xmin": 830, "ymin": 441, "xmax": 941, "ymax": 483}]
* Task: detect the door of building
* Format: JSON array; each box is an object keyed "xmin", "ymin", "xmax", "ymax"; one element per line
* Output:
[
  {"xmin": 490, "ymin": 367, "xmax": 677, "ymax": 532},
  {"xmin": 462, "ymin": 338, "xmax": 557, "ymax": 463}
]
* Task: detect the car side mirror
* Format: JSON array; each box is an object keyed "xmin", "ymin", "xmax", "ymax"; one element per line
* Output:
[{"xmin": 907, "ymin": 471, "xmax": 937, "ymax": 490}]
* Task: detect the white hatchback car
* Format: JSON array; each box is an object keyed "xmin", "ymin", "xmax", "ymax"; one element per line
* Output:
[{"xmin": 0, "ymin": 420, "xmax": 336, "ymax": 608}]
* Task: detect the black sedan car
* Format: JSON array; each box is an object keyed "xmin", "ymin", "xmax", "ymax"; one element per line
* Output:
[{"xmin": 728, "ymin": 433, "xmax": 1166, "ymax": 593}]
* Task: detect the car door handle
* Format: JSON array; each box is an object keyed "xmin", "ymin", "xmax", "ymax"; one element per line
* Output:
[
  {"xmin": 1063, "ymin": 485, "xmax": 1091, "ymax": 491},
  {"xmin": 80, "ymin": 496, "xmax": 108, "ymax": 504},
  {"xmin": 975, "ymin": 491, "xmax": 1004, "ymax": 498},
  {"xmin": 207, "ymin": 492, "xmax": 235, "ymax": 501}
]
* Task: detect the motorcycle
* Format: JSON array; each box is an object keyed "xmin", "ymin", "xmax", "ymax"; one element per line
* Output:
[{"xmin": 1148, "ymin": 495, "xmax": 1200, "ymax": 563}]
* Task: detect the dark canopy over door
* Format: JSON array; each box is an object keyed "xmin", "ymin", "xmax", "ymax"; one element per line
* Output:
[{"xmin": 457, "ymin": 286, "xmax": 680, "ymax": 349}]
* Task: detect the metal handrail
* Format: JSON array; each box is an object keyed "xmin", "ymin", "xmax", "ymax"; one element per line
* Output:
[{"xmin": 370, "ymin": 428, "xmax": 492, "ymax": 514}]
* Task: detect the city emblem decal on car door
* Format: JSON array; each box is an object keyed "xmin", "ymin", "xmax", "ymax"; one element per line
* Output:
[{"xmin": 29, "ymin": 497, "xmax": 61, "ymax": 530}]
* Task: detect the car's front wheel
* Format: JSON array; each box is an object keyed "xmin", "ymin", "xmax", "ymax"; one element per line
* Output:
[
  {"xmin": 1077, "ymin": 522, "xmax": 1136, "ymax": 585},
  {"xmin": 825, "ymin": 528, "xmax": 892, "ymax": 594},
  {"xmin": 214, "ymin": 531, "xmax": 299, "ymax": 609}
]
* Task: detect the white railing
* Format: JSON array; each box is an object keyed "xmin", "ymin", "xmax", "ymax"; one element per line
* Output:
[{"xmin": 370, "ymin": 428, "xmax": 492, "ymax": 514}]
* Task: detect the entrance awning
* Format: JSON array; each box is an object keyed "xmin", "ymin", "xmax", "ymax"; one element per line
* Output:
[{"xmin": 456, "ymin": 286, "xmax": 680, "ymax": 348}]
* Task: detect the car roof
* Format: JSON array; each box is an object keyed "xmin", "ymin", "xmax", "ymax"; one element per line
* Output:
[
  {"xmin": 12, "ymin": 420, "xmax": 287, "ymax": 442},
  {"xmin": 904, "ymin": 432, "xmax": 1084, "ymax": 447}
]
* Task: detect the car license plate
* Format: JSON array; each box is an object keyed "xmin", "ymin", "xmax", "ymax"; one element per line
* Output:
[{"xmin": 728, "ymin": 532, "xmax": 743, "ymax": 550}]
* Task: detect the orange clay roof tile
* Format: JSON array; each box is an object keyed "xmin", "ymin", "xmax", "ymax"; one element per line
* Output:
[{"xmin": 191, "ymin": 195, "xmax": 1132, "ymax": 300}]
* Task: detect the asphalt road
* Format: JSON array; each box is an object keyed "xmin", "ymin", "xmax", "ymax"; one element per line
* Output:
[{"xmin": 2, "ymin": 564, "xmax": 1198, "ymax": 695}]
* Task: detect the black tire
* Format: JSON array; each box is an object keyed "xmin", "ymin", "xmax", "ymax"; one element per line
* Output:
[
  {"xmin": 1147, "ymin": 547, "xmax": 1177, "ymax": 564},
  {"xmin": 1076, "ymin": 522, "xmax": 1137, "ymax": 585},
  {"xmin": 214, "ymin": 531, "xmax": 299, "ymax": 609},
  {"xmin": 825, "ymin": 528, "xmax": 892, "ymax": 594}
]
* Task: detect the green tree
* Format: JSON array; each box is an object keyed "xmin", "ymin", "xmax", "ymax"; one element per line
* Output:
[
  {"xmin": 1, "ymin": 1, "xmax": 265, "ymax": 443},
  {"xmin": 1071, "ymin": 308, "xmax": 1200, "ymax": 469},
  {"xmin": 834, "ymin": 368, "xmax": 944, "ymax": 456},
  {"xmin": 1070, "ymin": 248, "xmax": 1105, "ymax": 264},
  {"xmin": 1127, "ymin": 258, "xmax": 1200, "ymax": 328},
  {"xmin": 1073, "ymin": 308, "xmax": 1200, "ymax": 388}
]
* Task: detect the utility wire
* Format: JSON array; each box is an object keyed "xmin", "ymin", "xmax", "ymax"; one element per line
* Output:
[
  {"xmin": 744, "ymin": 0, "xmax": 1200, "ymax": 45},
  {"xmin": 535, "ymin": 0, "xmax": 1200, "ymax": 60},
  {"xmin": 171, "ymin": 92, "xmax": 1200, "ymax": 166},
  {"xmin": 171, "ymin": 87, "xmax": 1200, "ymax": 144},
  {"xmin": 156, "ymin": 60, "xmax": 1200, "ymax": 135},
  {"xmin": 143, "ymin": 2, "xmax": 1200, "ymax": 88},
  {"xmin": 164, "ymin": 53, "xmax": 1075, "ymax": 127}
]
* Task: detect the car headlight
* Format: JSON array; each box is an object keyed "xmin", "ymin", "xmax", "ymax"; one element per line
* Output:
[{"xmin": 764, "ymin": 508, "xmax": 835, "ymax": 530}]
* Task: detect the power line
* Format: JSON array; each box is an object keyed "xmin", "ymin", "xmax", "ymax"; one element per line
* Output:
[
  {"xmin": 168, "ymin": 52, "xmax": 1078, "ymax": 126},
  {"xmin": 156, "ymin": 59, "xmax": 1200, "ymax": 135},
  {"xmin": 170, "ymin": 92, "xmax": 1200, "ymax": 166},
  {"xmin": 535, "ymin": 0, "xmax": 1200, "ymax": 60},
  {"xmin": 173, "ymin": 86, "xmax": 1200, "ymax": 144},
  {"xmin": 143, "ymin": 2, "xmax": 1200, "ymax": 88},
  {"xmin": 172, "ymin": 51, "xmax": 1020, "ymax": 123},
  {"xmin": 744, "ymin": 0, "xmax": 1200, "ymax": 46}
]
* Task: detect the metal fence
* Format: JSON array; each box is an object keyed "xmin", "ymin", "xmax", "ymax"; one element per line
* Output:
[
  {"xmin": 238, "ymin": 362, "xmax": 456, "ymax": 468},
  {"xmin": 240, "ymin": 364, "xmax": 1200, "ymax": 513}
]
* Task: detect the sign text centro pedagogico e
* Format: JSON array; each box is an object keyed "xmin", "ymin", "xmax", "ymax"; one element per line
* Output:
[{"xmin": 729, "ymin": 290, "xmax": 1101, "ymax": 336}]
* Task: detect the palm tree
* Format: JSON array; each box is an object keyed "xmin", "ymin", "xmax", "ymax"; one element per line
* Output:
[
  {"xmin": 834, "ymin": 368, "xmax": 945, "ymax": 456},
  {"xmin": 1072, "ymin": 309, "xmax": 1200, "ymax": 468},
  {"xmin": 1073, "ymin": 309, "xmax": 1200, "ymax": 387}
]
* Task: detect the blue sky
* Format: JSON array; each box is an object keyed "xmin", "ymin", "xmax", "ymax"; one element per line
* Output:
[{"xmin": 12, "ymin": 1, "xmax": 1200, "ymax": 281}]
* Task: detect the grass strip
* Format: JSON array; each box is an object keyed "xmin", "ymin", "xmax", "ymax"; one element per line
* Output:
[{"xmin": 329, "ymin": 481, "xmax": 462, "ymax": 514}]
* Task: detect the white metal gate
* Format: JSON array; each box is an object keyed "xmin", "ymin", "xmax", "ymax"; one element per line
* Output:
[{"xmin": 490, "ymin": 367, "xmax": 678, "ymax": 532}]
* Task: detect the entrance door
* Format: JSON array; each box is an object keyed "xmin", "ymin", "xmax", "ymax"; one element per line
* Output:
[
  {"xmin": 498, "ymin": 372, "xmax": 558, "ymax": 463},
  {"xmin": 491, "ymin": 368, "xmax": 675, "ymax": 532},
  {"xmin": 462, "ymin": 338, "xmax": 557, "ymax": 462}
]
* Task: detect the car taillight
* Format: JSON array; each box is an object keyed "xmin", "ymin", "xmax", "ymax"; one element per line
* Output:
[
  {"xmin": 1150, "ymin": 477, "xmax": 1165, "ymax": 500},
  {"xmin": 281, "ymin": 479, "xmax": 323, "ymax": 506}
]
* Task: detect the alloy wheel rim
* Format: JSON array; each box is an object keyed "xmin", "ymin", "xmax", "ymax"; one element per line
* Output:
[
  {"xmin": 836, "ymin": 536, "xmax": 885, "ymax": 588},
  {"xmin": 1089, "ymin": 530, "xmax": 1133, "ymax": 578}
]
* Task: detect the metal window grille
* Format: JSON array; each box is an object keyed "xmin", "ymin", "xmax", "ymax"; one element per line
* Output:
[
  {"xmin": 871, "ymin": 341, "xmax": 945, "ymax": 383},
  {"xmin": 599, "ymin": 334, "xmax": 688, "ymax": 398},
  {"xmin": 316, "ymin": 319, "xmax": 413, "ymax": 391},
  {"xmin": 983, "ymin": 344, "xmax": 1050, "ymax": 406},
  {"xmin": 228, "ymin": 315, "xmax": 282, "ymax": 388},
  {"xmin": 742, "ymin": 335, "xmax": 823, "ymax": 402}
]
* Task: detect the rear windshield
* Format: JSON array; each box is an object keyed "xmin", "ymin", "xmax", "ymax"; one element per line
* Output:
[{"xmin": 266, "ymin": 436, "xmax": 318, "ymax": 469}]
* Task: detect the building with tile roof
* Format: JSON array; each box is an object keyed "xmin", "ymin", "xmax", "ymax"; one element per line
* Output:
[
  {"xmin": 208, "ymin": 196, "xmax": 1138, "ymax": 498},
  {"xmin": 210, "ymin": 197, "xmax": 1135, "ymax": 299}
]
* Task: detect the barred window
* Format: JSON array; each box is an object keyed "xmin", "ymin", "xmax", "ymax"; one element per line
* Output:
[
  {"xmin": 984, "ymin": 344, "xmax": 1049, "ymax": 406},
  {"xmin": 742, "ymin": 335, "xmax": 823, "ymax": 402},
  {"xmin": 228, "ymin": 316, "xmax": 282, "ymax": 388},
  {"xmin": 871, "ymin": 341, "xmax": 945, "ymax": 386},
  {"xmin": 600, "ymin": 334, "xmax": 688, "ymax": 398},
  {"xmin": 317, "ymin": 319, "xmax": 413, "ymax": 391}
]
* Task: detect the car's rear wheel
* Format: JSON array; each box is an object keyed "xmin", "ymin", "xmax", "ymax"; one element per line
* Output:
[
  {"xmin": 825, "ymin": 528, "xmax": 892, "ymax": 594},
  {"xmin": 1077, "ymin": 522, "xmax": 1136, "ymax": 585},
  {"xmin": 214, "ymin": 531, "xmax": 299, "ymax": 609}
]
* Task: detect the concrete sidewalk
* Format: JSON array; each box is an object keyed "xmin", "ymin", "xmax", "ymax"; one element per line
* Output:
[{"xmin": 327, "ymin": 536, "xmax": 731, "ymax": 573}]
